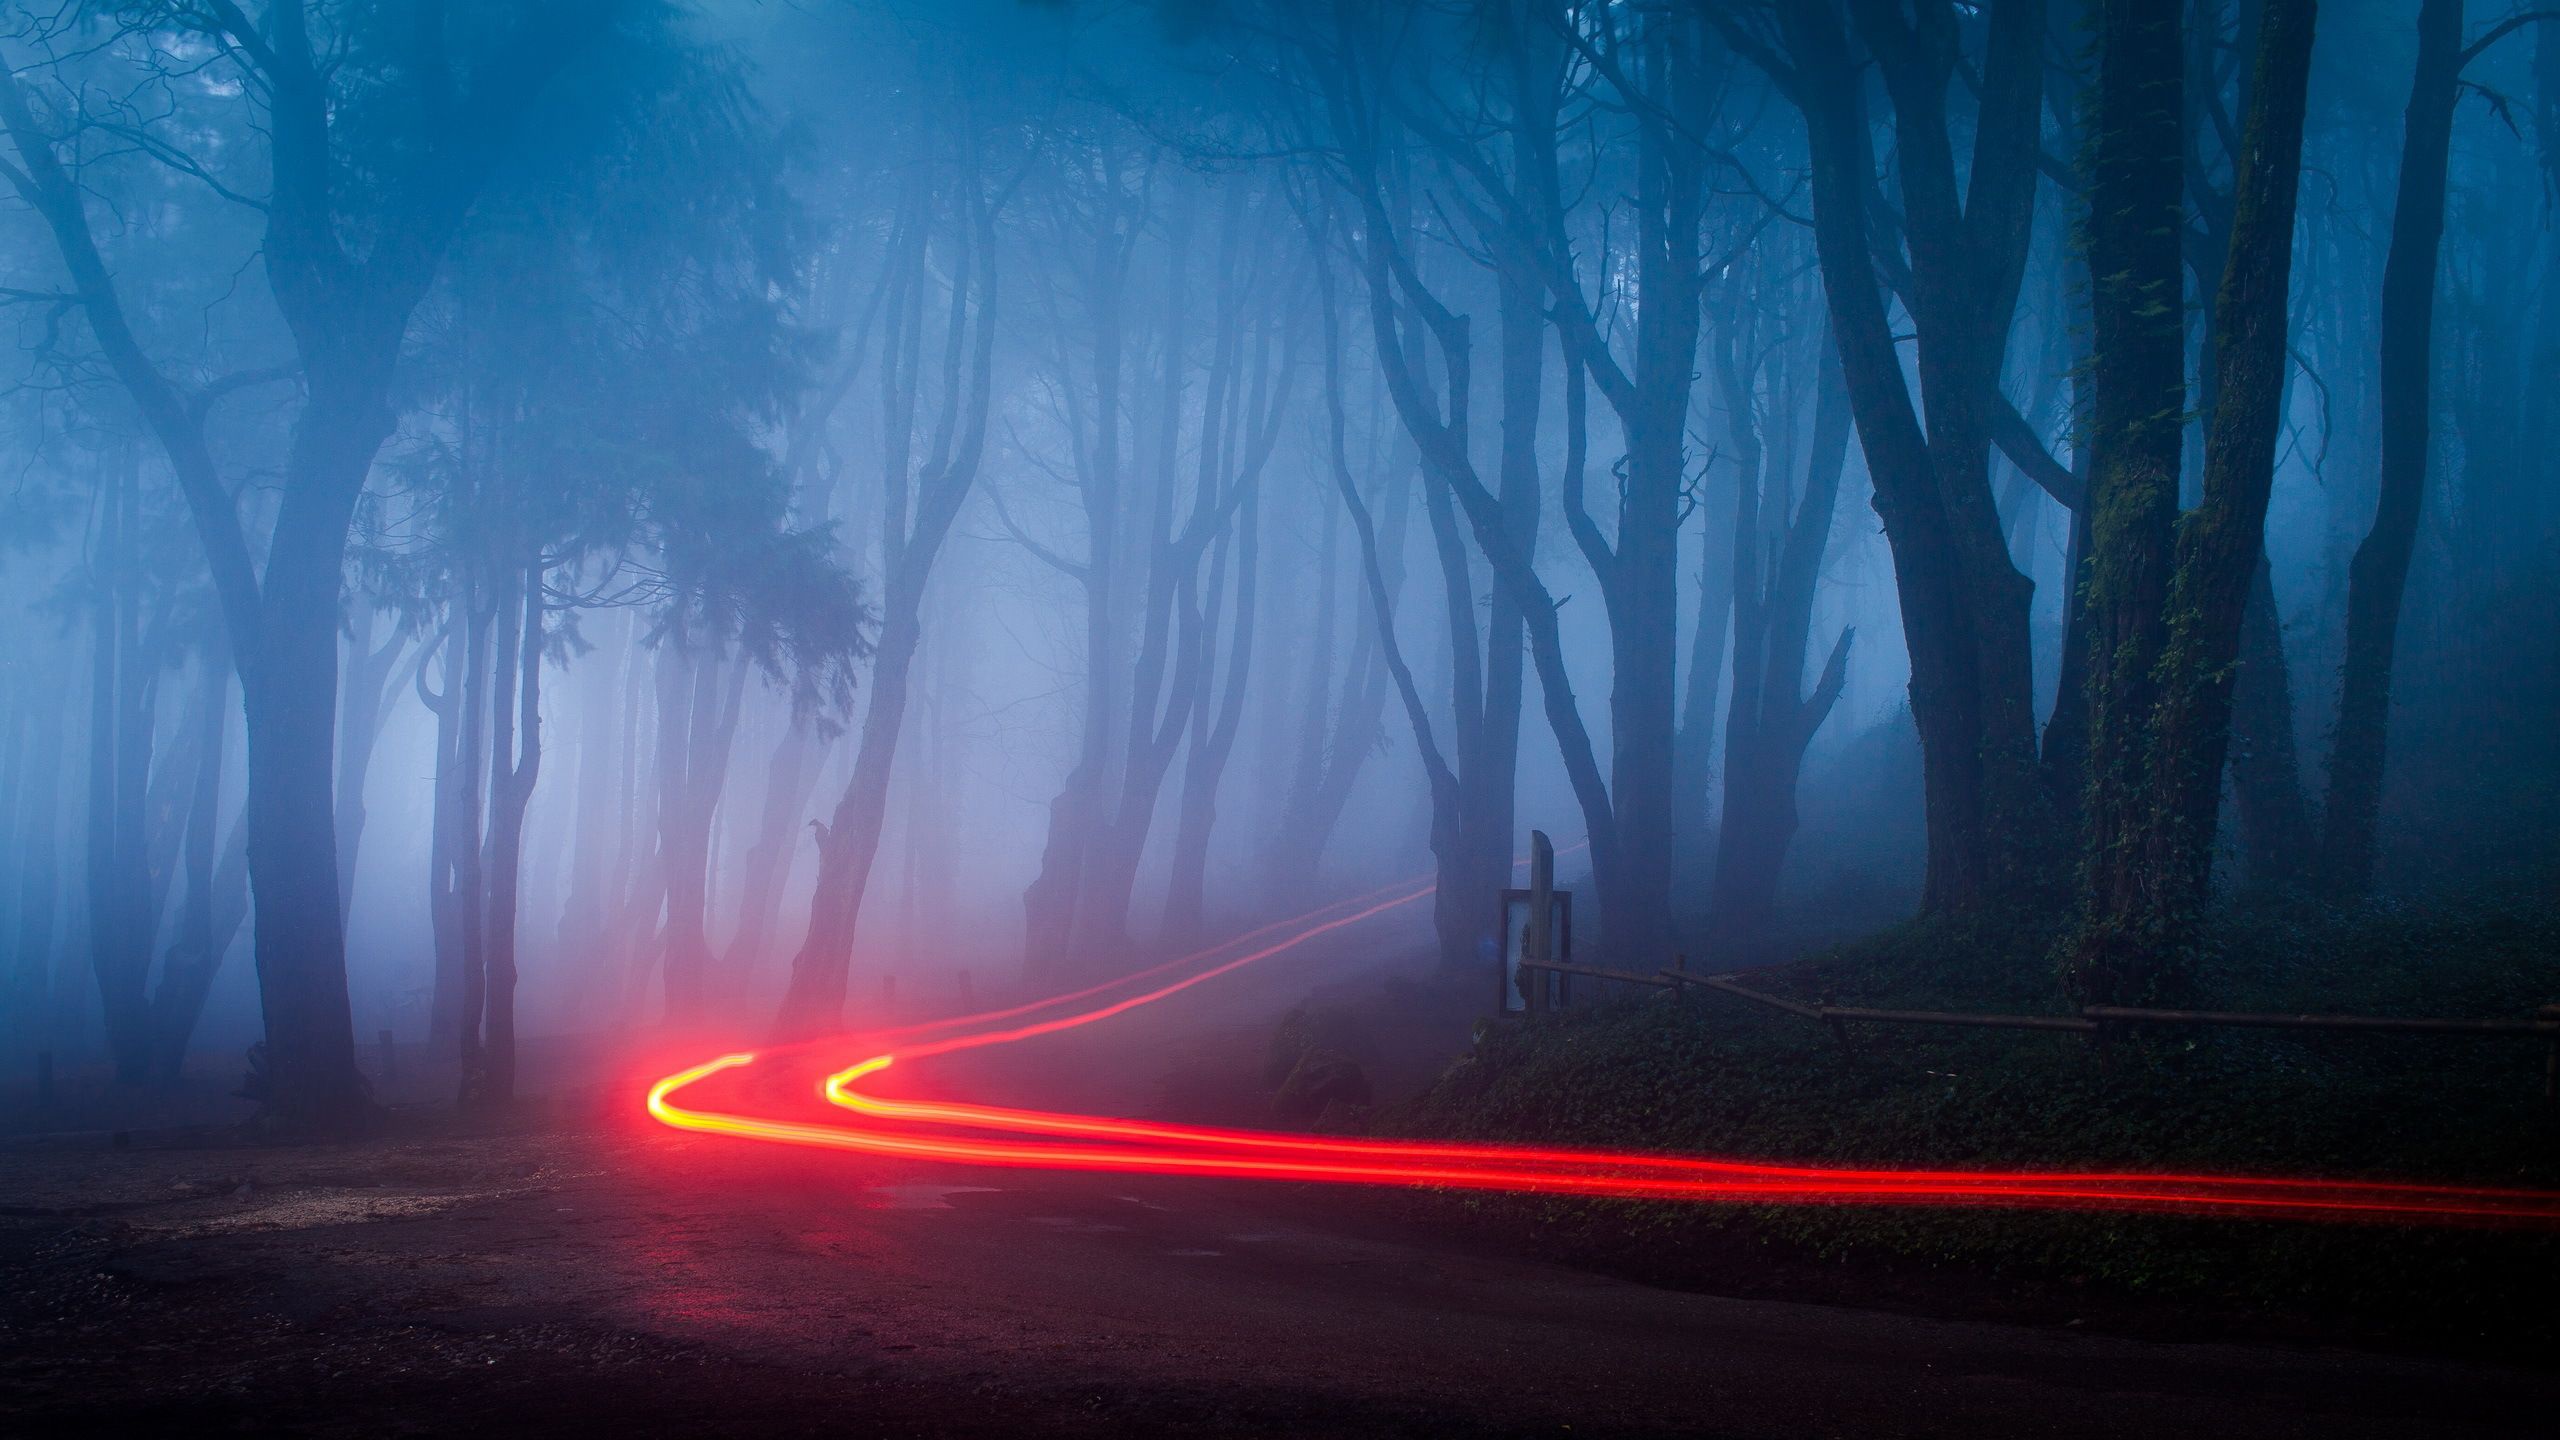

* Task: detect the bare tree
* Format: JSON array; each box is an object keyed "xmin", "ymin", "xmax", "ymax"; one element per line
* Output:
[
  {"xmin": 2318, "ymin": 0, "xmax": 2543, "ymax": 895},
  {"xmin": 1736, "ymin": 0, "xmax": 2057, "ymax": 920},
  {"xmin": 780, "ymin": 124, "xmax": 1005, "ymax": 1034},
  {"xmin": 2, "ymin": 3, "xmax": 622, "ymax": 1127}
]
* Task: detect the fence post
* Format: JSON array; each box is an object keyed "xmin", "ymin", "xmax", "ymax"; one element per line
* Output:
[
  {"xmin": 2542, "ymin": 1005, "xmax": 2557, "ymax": 1108},
  {"xmin": 1522, "ymin": 830, "xmax": 1554, "ymax": 1012},
  {"xmin": 1820, "ymin": 999, "xmax": 1853, "ymax": 1052}
]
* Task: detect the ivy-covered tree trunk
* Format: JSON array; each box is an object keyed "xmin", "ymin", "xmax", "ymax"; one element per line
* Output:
[
  {"xmin": 2067, "ymin": 0, "xmax": 2319, "ymax": 1000},
  {"xmin": 2066, "ymin": 0, "xmax": 2191, "ymax": 999}
]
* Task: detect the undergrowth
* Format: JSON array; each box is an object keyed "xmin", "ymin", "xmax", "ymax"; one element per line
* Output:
[{"xmin": 1379, "ymin": 886, "xmax": 2560, "ymax": 1351}]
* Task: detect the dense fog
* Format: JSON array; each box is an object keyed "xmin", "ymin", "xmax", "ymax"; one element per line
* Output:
[{"xmin": 2, "ymin": 0, "xmax": 2555, "ymax": 1120}]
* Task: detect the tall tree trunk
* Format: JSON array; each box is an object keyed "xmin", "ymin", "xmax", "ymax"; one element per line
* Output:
[
  {"xmin": 151, "ymin": 644, "xmax": 234, "ymax": 1081},
  {"xmin": 0, "ymin": 700, "xmax": 21, "ymax": 1007},
  {"xmin": 555, "ymin": 616, "xmax": 628, "ymax": 952},
  {"xmin": 85, "ymin": 448, "xmax": 158, "ymax": 1082},
  {"xmin": 453, "ymin": 580, "xmax": 495, "ymax": 1084},
  {"xmin": 657, "ymin": 643, "xmax": 746, "ymax": 1017},
  {"xmin": 1672, "ymin": 468, "xmax": 1738, "ymax": 867},
  {"xmin": 1023, "ymin": 158, "xmax": 1138, "ymax": 975},
  {"xmin": 726, "ymin": 249, "xmax": 887, "ymax": 985},
  {"xmin": 1439, "ymin": 254, "xmax": 1543, "ymax": 973},
  {"xmin": 82, "ymin": 453, "xmax": 123, "ymax": 1072},
  {"xmin": 333, "ymin": 606, "xmax": 409, "ymax": 924},
  {"xmin": 82, "ymin": 448, "xmax": 209, "ymax": 1081},
  {"xmin": 2228, "ymin": 558, "xmax": 2313, "ymax": 885},
  {"xmin": 780, "ymin": 159, "xmax": 1001, "ymax": 1034},
  {"xmin": 421, "ymin": 617, "xmax": 469, "ymax": 1047},
  {"xmin": 2183, "ymin": 0, "xmax": 2313, "ymax": 891},
  {"xmin": 1355, "ymin": 239, "xmax": 1624, "ymax": 953},
  {"xmin": 778, "ymin": 604, "xmax": 920, "ymax": 1034},
  {"xmin": 1163, "ymin": 456, "xmax": 1267, "ymax": 946},
  {"xmin": 2069, "ymin": 0, "xmax": 2192, "ymax": 997},
  {"xmin": 1102, "ymin": 209, "xmax": 1300, "ymax": 955},
  {"xmin": 1709, "ymin": 346, "xmax": 1857, "ymax": 936},
  {"xmin": 2531, "ymin": 21, "xmax": 2560, "ymax": 559},
  {"xmin": 1315, "ymin": 239, "xmax": 1469, "ymax": 958},
  {"xmin": 2069, "ymin": 0, "xmax": 2318, "ymax": 999},
  {"xmin": 2319, "ymin": 0, "xmax": 2461, "ymax": 896},
  {"xmin": 1267, "ymin": 434, "xmax": 1413, "ymax": 898},
  {"xmin": 9, "ymin": 641, "xmax": 68, "ymax": 1060},
  {"xmin": 1268, "ymin": 481, "xmax": 1345, "ymax": 892},
  {"xmin": 1767, "ymin": 0, "xmax": 2054, "ymax": 922},
  {"xmin": 725, "ymin": 720, "xmax": 819, "ymax": 982},
  {"xmin": 608, "ymin": 639, "xmax": 665, "ymax": 1021},
  {"xmin": 468, "ymin": 559, "xmax": 542, "ymax": 1106},
  {"xmin": 1071, "ymin": 190, "xmax": 1210, "ymax": 961},
  {"xmin": 1535, "ymin": 11, "xmax": 1707, "ymax": 959},
  {"xmin": 2038, "ymin": 86, "xmax": 2103, "ymax": 822}
]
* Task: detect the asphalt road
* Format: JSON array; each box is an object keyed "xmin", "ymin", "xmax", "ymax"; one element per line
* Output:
[{"xmin": 1, "ymin": 1109, "xmax": 2547, "ymax": 1438}]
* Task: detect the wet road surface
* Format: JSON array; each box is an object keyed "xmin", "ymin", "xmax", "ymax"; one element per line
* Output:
[{"xmin": 1, "ymin": 1113, "xmax": 2548, "ymax": 1437}]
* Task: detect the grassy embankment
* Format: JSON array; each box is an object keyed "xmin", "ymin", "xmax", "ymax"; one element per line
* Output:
[{"xmin": 1377, "ymin": 885, "xmax": 2560, "ymax": 1350}]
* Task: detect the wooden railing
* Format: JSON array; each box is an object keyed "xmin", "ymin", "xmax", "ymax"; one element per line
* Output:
[{"xmin": 1512, "ymin": 958, "xmax": 2560, "ymax": 1102}]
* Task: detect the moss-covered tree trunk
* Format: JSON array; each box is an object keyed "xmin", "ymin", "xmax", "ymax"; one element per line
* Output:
[
  {"xmin": 2068, "ymin": 0, "xmax": 2190, "ymax": 998},
  {"xmin": 2068, "ymin": 0, "xmax": 2319, "ymax": 1000}
]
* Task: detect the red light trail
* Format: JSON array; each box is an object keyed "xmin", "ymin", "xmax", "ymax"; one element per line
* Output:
[{"xmin": 647, "ymin": 878, "xmax": 2560, "ymax": 1227}]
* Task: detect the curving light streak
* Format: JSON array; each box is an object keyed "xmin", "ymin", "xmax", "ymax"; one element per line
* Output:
[
  {"xmin": 863, "ymin": 877, "xmax": 1429, "ymax": 1050},
  {"xmin": 647, "ymin": 877, "xmax": 2560, "ymax": 1227}
]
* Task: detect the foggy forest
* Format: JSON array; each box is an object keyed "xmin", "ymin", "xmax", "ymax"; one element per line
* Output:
[{"xmin": 4, "ymin": 1, "xmax": 2560, "ymax": 1434}]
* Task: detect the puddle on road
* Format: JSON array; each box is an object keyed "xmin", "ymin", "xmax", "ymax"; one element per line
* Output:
[
  {"xmin": 123, "ymin": 1186, "xmax": 531, "ymax": 1238},
  {"xmin": 864, "ymin": 1183, "xmax": 1003, "ymax": 1211},
  {"xmin": 1025, "ymin": 1215, "xmax": 1131, "ymax": 1234}
]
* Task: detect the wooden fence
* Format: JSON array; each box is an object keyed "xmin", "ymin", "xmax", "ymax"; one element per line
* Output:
[{"xmin": 1513, "ymin": 957, "xmax": 2560, "ymax": 1104}]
